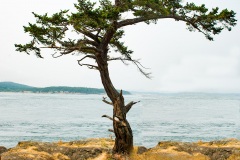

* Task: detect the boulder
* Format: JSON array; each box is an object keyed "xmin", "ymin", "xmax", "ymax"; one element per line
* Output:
[
  {"xmin": 0, "ymin": 146, "xmax": 7, "ymax": 155},
  {"xmin": 137, "ymin": 146, "xmax": 147, "ymax": 154}
]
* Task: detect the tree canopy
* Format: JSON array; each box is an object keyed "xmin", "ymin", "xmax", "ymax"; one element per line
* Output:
[{"xmin": 15, "ymin": 0, "xmax": 237, "ymax": 78}]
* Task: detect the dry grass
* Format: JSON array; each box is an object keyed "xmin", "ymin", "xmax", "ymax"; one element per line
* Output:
[
  {"xmin": 196, "ymin": 138, "xmax": 240, "ymax": 148},
  {"xmin": 57, "ymin": 138, "xmax": 114, "ymax": 149},
  {"xmin": 2, "ymin": 138, "xmax": 240, "ymax": 160},
  {"xmin": 128, "ymin": 146, "xmax": 210, "ymax": 160}
]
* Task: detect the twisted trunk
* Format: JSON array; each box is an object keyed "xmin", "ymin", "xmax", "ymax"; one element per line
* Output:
[
  {"xmin": 112, "ymin": 93, "xmax": 133, "ymax": 154},
  {"xmin": 96, "ymin": 55, "xmax": 133, "ymax": 154}
]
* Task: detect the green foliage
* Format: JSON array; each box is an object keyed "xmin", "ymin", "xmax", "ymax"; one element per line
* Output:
[
  {"xmin": 15, "ymin": 0, "xmax": 237, "ymax": 68},
  {"xmin": 178, "ymin": 3, "xmax": 236, "ymax": 40}
]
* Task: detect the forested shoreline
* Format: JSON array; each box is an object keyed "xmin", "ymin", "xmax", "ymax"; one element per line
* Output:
[{"xmin": 0, "ymin": 82, "xmax": 130, "ymax": 94}]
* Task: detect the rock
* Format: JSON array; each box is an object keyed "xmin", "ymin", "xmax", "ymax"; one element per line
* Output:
[
  {"xmin": 1, "ymin": 139, "xmax": 114, "ymax": 160},
  {"xmin": 0, "ymin": 146, "xmax": 7, "ymax": 155},
  {"xmin": 1, "ymin": 138, "xmax": 240, "ymax": 160},
  {"xmin": 0, "ymin": 146, "xmax": 7, "ymax": 160},
  {"xmin": 137, "ymin": 146, "xmax": 147, "ymax": 154},
  {"xmin": 155, "ymin": 139, "xmax": 240, "ymax": 160}
]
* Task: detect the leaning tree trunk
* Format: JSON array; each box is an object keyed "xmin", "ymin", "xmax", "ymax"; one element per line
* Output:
[
  {"xmin": 112, "ymin": 92, "xmax": 133, "ymax": 154},
  {"xmin": 96, "ymin": 55, "xmax": 133, "ymax": 154}
]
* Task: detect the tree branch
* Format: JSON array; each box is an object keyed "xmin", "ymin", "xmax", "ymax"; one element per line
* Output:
[
  {"xmin": 117, "ymin": 14, "xmax": 209, "ymax": 36},
  {"xmin": 102, "ymin": 97, "xmax": 113, "ymax": 105},
  {"xmin": 60, "ymin": 49, "xmax": 75, "ymax": 55},
  {"xmin": 80, "ymin": 46, "xmax": 102, "ymax": 54},
  {"xmin": 76, "ymin": 39, "xmax": 99, "ymax": 48},
  {"xmin": 46, "ymin": 28, "xmax": 100, "ymax": 50},
  {"xmin": 40, "ymin": 45, "xmax": 99, "ymax": 55},
  {"xmin": 108, "ymin": 57, "xmax": 151, "ymax": 79},
  {"xmin": 78, "ymin": 55, "xmax": 96, "ymax": 61},
  {"xmin": 78, "ymin": 55, "xmax": 99, "ymax": 70},
  {"xmin": 117, "ymin": 15, "xmax": 176, "ymax": 28},
  {"xmin": 102, "ymin": 115, "xmax": 113, "ymax": 121},
  {"xmin": 125, "ymin": 101, "xmax": 140, "ymax": 113},
  {"xmin": 76, "ymin": 29, "xmax": 100, "ymax": 43},
  {"xmin": 78, "ymin": 63, "xmax": 99, "ymax": 70},
  {"xmin": 52, "ymin": 52, "xmax": 63, "ymax": 58},
  {"xmin": 40, "ymin": 46, "xmax": 76, "ymax": 55}
]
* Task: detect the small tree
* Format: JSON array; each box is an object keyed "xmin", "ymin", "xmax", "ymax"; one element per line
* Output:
[{"xmin": 15, "ymin": 0, "xmax": 236, "ymax": 155}]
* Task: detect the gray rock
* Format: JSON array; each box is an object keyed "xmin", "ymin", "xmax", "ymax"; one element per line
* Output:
[
  {"xmin": 137, "ymin": 146, "xmax": 147, "ymax": 154},
  {"xmin": 0, "ymin": 146, "xmax": 7, "ymax": 155}
]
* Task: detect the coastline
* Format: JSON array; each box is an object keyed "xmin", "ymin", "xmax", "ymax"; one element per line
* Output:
[{"xmin": 1, "ymin": 138, "xmax": 240, "ymax": 160}]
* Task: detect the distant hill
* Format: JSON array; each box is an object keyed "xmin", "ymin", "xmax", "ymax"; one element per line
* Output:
[
  {"xmin": 0, "ymin": 82, "xmax": 130, "ymax": 95},
  {"xmin": 0, "ymin": 82, "xmax": 34, "ymax": 91}
]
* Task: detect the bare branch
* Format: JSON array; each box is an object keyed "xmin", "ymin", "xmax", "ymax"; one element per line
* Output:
[
  {"xmin": 60, "ymin": 49, "xmax": 75, "ymax": 55},
  {"xmin": 132, "ymin": 60, "xmax": 152, "ymax": 79},
  {"xmin": 125, "ymin": 101, "xmax": 140, "ymax": 113},
  {"xmin": 119, "ymin": 90, "xmax": 123, "ymax": 97},
  {"xmin": 52, "ymin": 52, "xmax": 63, "ymax": 58},
  {"xmin": 102, "ymin": 115, "xmax": 113, "ymax": 121},
  {"xmin": 79, "ymin": 63, "xmax": 99, "ymax": 70},
  {"xmin": 108, "ymin": 129, "xmax": 114, "ymax": 133},
  {"xmin": 77, "ymin": 55, "xmax": 99, "ymax": 70},
  {"xmin": 108, "ymin": 57, "xmax": 151, "ymax": 79},
  {"xmin": 108, "ymin": 57, "xmax": 128, "ymax": 61},
  {"xmin": 77, "ymin": 63, "xmax": 99, "ymax": 70},
  {"xmin": 40, "ymin": 46, "xmax": 76, "ymax": 55},
  {"xmin": 78, "ymin": 55, "xmax": 96, "ymax": 61},
  {"xmin": 108, "ymin": 57, "xmax": 147, "ymax": 68},
  {"xmin": 102, "ymin": 97, "xmax": 113, "ymax": 105}
]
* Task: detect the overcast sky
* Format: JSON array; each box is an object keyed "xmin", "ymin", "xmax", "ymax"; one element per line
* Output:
[{"xmin": 0, "ymin": 0, "xmax": 240, "ymax": 93}]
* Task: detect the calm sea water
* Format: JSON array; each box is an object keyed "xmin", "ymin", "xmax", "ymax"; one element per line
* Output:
[{"xmin": 0, "ymin": 92, "xmax": 239, "ymax": 148}]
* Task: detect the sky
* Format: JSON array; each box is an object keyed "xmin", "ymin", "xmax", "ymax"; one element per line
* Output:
[{"xmin": 0, "ymin": 0, "xmax": 240, "ymax": 93}]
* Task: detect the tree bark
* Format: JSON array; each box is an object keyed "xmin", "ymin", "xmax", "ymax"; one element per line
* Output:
[
  {"xmin": 96, "ymin": 55, "xmax": 133, "ymax": 154},
  {"xmin": 112, "ymin": 91, "xmax": 133, "ymax": 154}
]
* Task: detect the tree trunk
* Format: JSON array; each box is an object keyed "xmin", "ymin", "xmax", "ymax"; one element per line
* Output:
[
  {"xmin": 112, "ymin": 92, "xmax": 133, "ymax": 154},
  {"xmin": 96, "ymin": 56, "xmax": 133, "ymax": 154}
]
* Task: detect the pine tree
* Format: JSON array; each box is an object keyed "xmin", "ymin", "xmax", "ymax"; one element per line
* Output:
[{"xmin": 15, "ymin": 0, "xmax": 237, "ymax": 155}]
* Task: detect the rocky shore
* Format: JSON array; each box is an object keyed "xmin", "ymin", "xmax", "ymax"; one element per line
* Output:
[{"xmin": 0, "ymin": 138, "xmax": 239, "ymax": 160}]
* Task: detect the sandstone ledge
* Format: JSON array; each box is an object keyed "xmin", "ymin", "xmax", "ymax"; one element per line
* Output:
[{"xmin": 0, "ymin": 138, "xmax": 240, "ymax": 160}]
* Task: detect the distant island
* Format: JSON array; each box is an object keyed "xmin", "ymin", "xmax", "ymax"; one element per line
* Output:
[{"xmin": 0, "ymin": 82, "xmax": 130, "ymax": 95}]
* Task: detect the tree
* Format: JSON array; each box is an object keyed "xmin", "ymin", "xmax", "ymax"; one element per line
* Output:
[{"xmin": 15, "ymin": 0, "xmax": 236, "ymax": 155}]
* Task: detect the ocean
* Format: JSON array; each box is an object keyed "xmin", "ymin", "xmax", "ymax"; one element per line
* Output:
[{"xmin": 0, "ymin": 92, "xmax": 239, "ymax": 148}]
